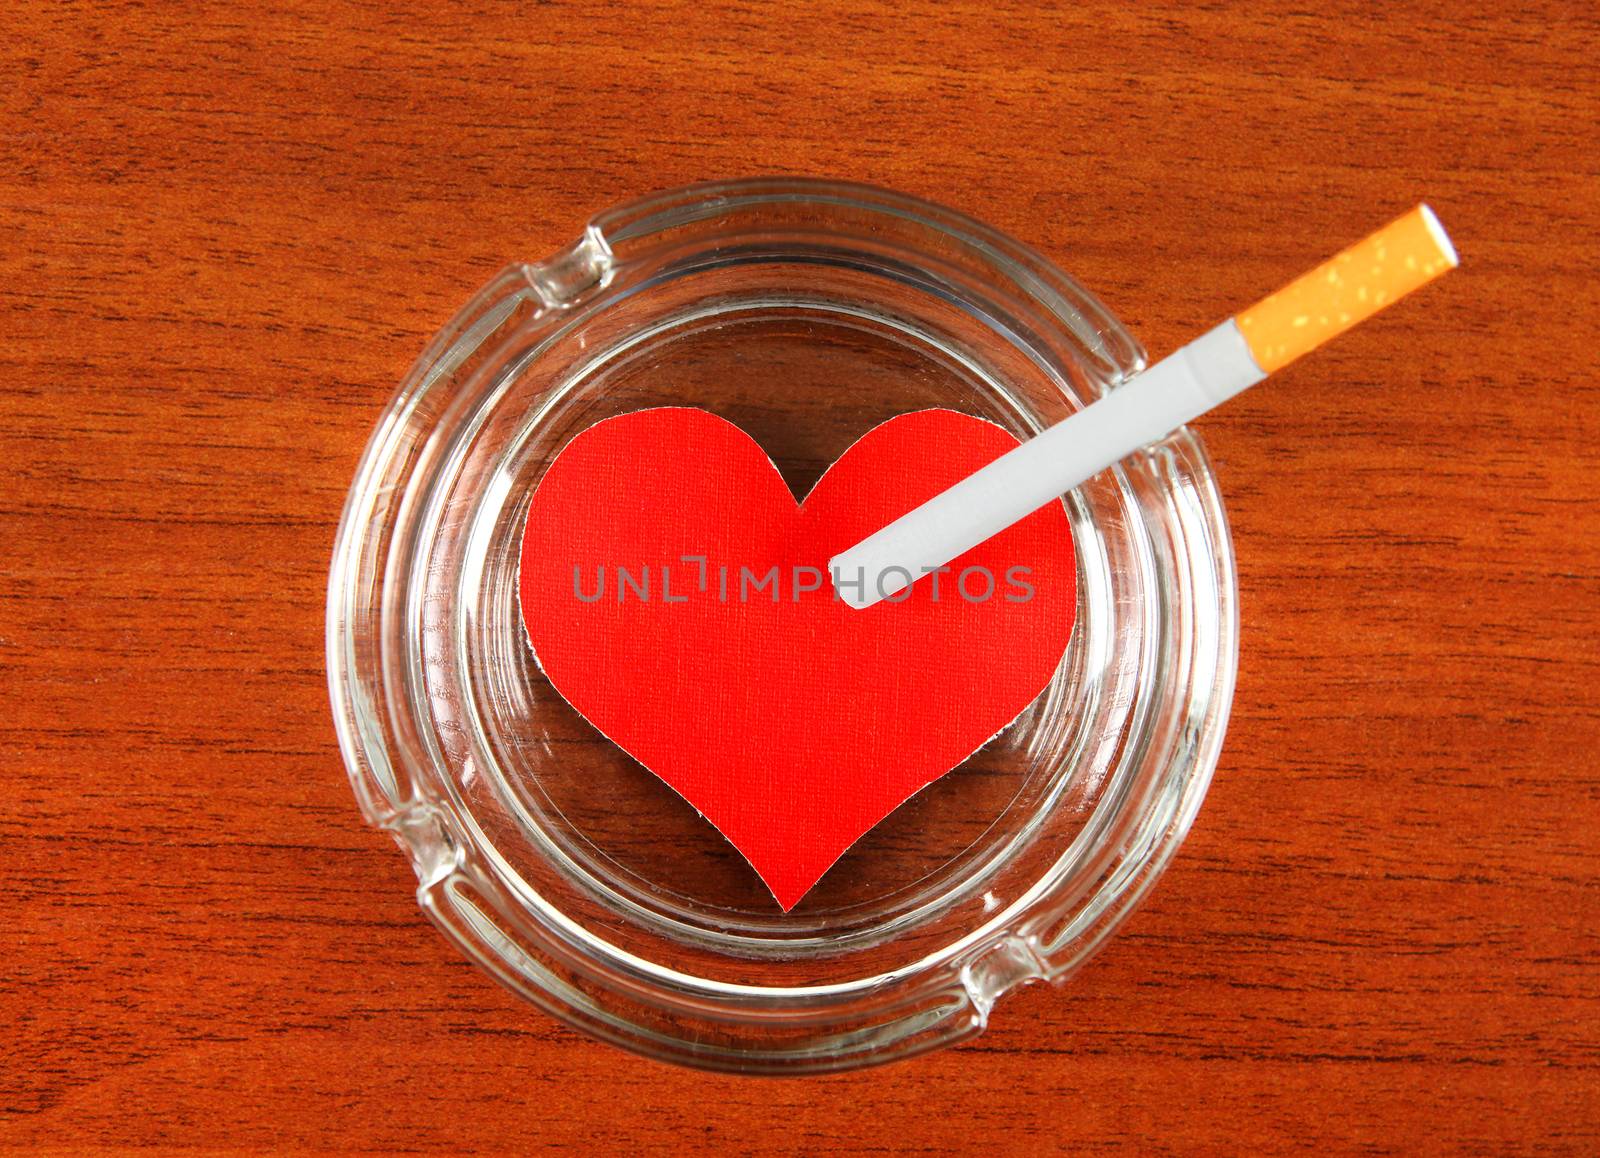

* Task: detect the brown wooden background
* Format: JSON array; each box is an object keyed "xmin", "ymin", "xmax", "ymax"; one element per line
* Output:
[{"xmin": 4, "ymin": 1, "xmax": 1597, "ymax": 1152}]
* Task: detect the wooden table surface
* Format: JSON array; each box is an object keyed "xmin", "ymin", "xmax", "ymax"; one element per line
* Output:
[{"xmin": 5, "ymin": 2, "xmax": 1598, "ymax": 1152}]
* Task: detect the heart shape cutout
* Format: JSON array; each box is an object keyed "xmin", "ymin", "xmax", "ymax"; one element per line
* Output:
[{"xmin": 519, "ymin": 407, "xmax": 1076, "ymax": 909}]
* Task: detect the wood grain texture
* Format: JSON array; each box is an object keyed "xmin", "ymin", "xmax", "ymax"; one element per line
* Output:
[{"xmin": 3, "ymin": 0, "xmax": 1598, "ymax": 1152}]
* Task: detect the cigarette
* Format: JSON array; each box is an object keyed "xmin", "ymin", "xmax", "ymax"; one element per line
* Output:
[{"xmin": 830, "ymin": 205, "xmax": 1458, "ymax": 610}]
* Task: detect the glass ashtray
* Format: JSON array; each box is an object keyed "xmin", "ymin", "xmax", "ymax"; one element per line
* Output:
[{"xmin": 327, "ymin": 178, "xmax": 1237, "ymax": 1073}]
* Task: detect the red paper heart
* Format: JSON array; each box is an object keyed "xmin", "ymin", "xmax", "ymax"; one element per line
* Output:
[{"xmin": 519, "ymin": 407, "xmax": 1076, "ymax": 909}]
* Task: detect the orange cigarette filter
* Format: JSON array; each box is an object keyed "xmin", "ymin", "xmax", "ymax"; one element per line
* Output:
[{"xmin": 1237, "ymin": 204, "xmax": 1459, "ymax": 373}]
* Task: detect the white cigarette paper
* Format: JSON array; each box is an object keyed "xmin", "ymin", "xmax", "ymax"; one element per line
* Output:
[{"xmin": 829, "ymin": 321, "xmax": 1262, "ymax": 608}]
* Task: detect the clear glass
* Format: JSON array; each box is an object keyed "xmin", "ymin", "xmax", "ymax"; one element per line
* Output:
[{"xmin": 326, "ymin": 178, "xmax": 1238, "ymax": 1072}]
